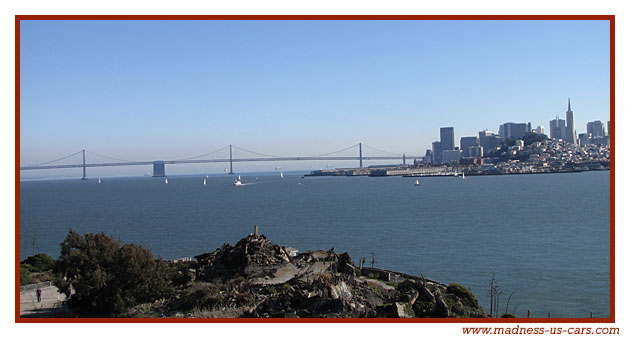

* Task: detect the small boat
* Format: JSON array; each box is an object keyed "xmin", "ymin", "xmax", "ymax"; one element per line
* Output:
[
  {"xmin": 165, "ymin": 178, "xmax": 169, "ymax": 184},
  {"xmin": 415, "ymin": 179, "xmax": 420, "ymax": 186},
  {"xmin": 280, "ymin": 171, "xmax": 284, "ymax": 179},
  {"xmin": 98, "ymin": 178, "xmax": 102, "ymax": 184},
  {"xmin": 234, "ymin": 175, "xmax": 243, "ymax": 186},
  {"xmin": 203, "ymin": 178, "xmax": 207, "ymax": 187},
  {"xmin": 462, "ymin": 172, "xmax": 466, "ymax": 180}
]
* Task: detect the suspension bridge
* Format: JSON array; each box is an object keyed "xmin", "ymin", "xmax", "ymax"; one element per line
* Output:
[{"xmin": 19, "ymin": 143, "xmax": 423, "ymax": 179}]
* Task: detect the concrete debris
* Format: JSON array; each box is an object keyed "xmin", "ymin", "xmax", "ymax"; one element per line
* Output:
[{"xmin": 158, "ymin": 234, "xmax": 489, "ymax": 318}]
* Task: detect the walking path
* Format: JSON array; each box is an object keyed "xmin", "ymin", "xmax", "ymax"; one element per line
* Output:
[{"xmin": 19, "ymin": 284, "xmax": 70, "ymax": 318}]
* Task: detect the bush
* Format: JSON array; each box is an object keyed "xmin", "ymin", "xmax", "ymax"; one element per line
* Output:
[
  {"xmin": 54, "ymin": 230, "xmax": 175, "ymax": 317},
  {"xmin": 22, "ymin": 253, "xmax": 55, "ymax": 272},
  {"xmin": 446, "ymin": 283, "xmax": 479, "ymax": 307},
  {"xmin": 20, "ymin": 265, "xmax": 33, "ymax": 285},
  {"xmin": 501, "ymin": 313, "xmax": 517, "ymax": 318},
  {"xmin": 177, "ymin": 282, "xmax": 221, "ymax": 310}
]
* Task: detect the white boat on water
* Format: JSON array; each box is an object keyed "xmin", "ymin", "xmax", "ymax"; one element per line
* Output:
[
  {"xmin": 165, "ymin": 178, "xmax": 169, "ymax": 184},
  {"xmin": 280, "ymin": 171, "xmax": 284, "ymax": 179},
  {"xmin": 98, "ymin": 178, "xmax": 102, "ymax": 184},
  {"xmin": 462, "ymin": 172, "xmax": 466, "ymax": 180},
  {"xmin": 234, "ymin": 175, "xmax": 243, "ymax": 186},
  {"xmin": 203, "ymin": 178, "xmax": 207, "ymax": 187},
  {"xmin": 415, "ymin": 179, "xmax": 420, "ymax": 186}
]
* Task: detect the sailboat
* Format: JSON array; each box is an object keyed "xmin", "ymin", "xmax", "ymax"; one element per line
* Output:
[
  {"xmin": 165, "ymin": 178, "xmax": 169, "ymax": 184},
  {"xmin": 415, "ymin": 179, "xmax": 420, "ymax": 186},
  {"xmin": 98, "ymin": 178, "xmax": 102, "ymax": 184},
  {"xmin": 462, "ymin": 172, "xmax": 466, "ymax": 180},
  {"xmin": 234, "ymin": 175, "xmax": 243, "ymax": 186},
  {"xmin": 203, "ymin": 178, "xmax": 207, "ymax": 187},
  {"xmin": 280, "ymin": 171, "xmax": 284, "ymax": 179}
]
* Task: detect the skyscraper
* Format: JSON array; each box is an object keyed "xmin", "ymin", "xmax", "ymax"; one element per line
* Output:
[
  {"xmin": 479, "ymin": 130, "xmax": 500, "ymax": 153},
  {"xmin": 440, "ymin": 127, "xmax": 455, "ymax": 151},
  {"xmin": 587, "ymin": 120, "xmax": 604, "ymax": 138},
  {"xmin": 500, "ymin": 122, "xmax": 528, "ymax": 140},
  {"xmin": 565, "ymin": 98, "xmax": 577, "ymax": 144},
  {"xmin": 460, "ymin": 136, "xmax": 479, "ymax": 157},
  {"xmin": 549, "ymin": 115, "xmax": 566, "ymax": 141},
  {"xmin": 432, "ymin": 141, "xmax": 442, "ymax": 164}
]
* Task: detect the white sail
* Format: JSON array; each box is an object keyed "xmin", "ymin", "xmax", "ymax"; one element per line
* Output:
[
  {"xmin": 415, "ymin": 179, "xmax": 420, "ymax": 186},
  {"xmin": 98, "ymin": 178, "xmax": 101, "ymax": 184},
  {"xmin": 280, "ymin": 171, "xmax": 284, "ymax": 178},
  {"xmin": 165, "ymin": 178, "xmax": 168, "ymax": 184},
  {"xmin": 203, "ymin": 178, "xmax": 207, "ymax": 186}
]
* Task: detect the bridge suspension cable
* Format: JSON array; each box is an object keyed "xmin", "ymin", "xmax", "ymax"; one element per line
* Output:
[
  {"xmin": 85, "ymin": 150, "xmax": 133, "ymax": 163},
  {"xmin": 24, "ymin": 150, "xmax": 83, "ymax": 167},
  {"xmin": 310, "ymin": 143, "xmax": 360, "ymax": 157},
  {"xmin": 173, "ymin": 145, "xmax": 230, "ymax": 161},
  {"xmin": 231, "ymin": 145, "xmax": 283, "ymax": 158},
  {"xmin": 361, "ymin": 144, "xmax": 402, "ymax": 157}
]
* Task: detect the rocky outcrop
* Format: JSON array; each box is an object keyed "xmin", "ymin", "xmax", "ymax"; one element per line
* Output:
[{"xmin": 160, "ymin": 234, "xmax": 489, "ymax": 318}]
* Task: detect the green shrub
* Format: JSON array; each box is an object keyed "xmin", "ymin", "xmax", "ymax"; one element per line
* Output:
[
  {"xmin": 501, "ymin": 313, "xmax": 517, "ymax": 318},
  {"xmin": 446, "ymin": 283, "xmax": 479, "ymax": 307},
  {"xmin": 178, "ymin": 282, "xmax": 221, "ymax": 310},
  {"xmin": 20, "ymin": 265, "xmax": 33, "ymax": 285},
  {"xmin": 22, "ymin": 253, "xmax": 55, "ymax": 272},
  {"xmin": 54, "ymin": 230, "xmax": 175, "ymax": 317}
]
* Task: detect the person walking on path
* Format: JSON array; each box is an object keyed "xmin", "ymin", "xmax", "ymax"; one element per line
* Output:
[{"xmin": 36, "ymin": 287, "xmax": 42, "ymax": 303}]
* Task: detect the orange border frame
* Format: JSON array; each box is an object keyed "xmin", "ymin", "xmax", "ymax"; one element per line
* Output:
[{"xmin": 15, "ymin": 15, "xmax": 615, "ymax": 324}]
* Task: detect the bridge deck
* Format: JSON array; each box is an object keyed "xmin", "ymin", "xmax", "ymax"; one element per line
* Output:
[{"xmin": 20, "ymin": 156, "xmax": 423, "ymax": 170}]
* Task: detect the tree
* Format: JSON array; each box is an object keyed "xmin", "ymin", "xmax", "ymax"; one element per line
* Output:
[
  {"xmin": 522, "ymin": 132, "xmax": 548, "ymax": 146},
  {"xmin": 54, "ymin": 230, "xmax": 175, "ymax": 317},
  {"xmin": 22, "ymin": 253, "xmax": 55, "ymax": 272}
]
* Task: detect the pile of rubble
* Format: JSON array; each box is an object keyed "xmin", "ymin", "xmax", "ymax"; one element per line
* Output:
[
  {"xmin": 159, "ymin": 233, "xmax": 488, "ymax": 318},
  {"xmin": 194, "ymin": 234, "xmax": 292, "ymax": 282}
]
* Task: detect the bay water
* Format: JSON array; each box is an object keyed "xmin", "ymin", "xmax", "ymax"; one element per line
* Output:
[{"xmin": 19, "ymin": 171, "xmax": 610, "ymax": 318}]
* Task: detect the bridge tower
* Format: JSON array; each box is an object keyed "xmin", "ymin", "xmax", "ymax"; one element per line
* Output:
[
  {"xmin": 403, "ymin": 153, "xmax": 406, "ymax": 165},
  {"xmin": 359, "ymin": 142, "xmax": 363, "ymax": 168},
  {"xmin": 153, "ymin": 161, "xmax": 166, "ymax": 177},
  {"xmin": 229, "ymin": 144, "xmax": 234, "ymax": 174},
  {"xmin": 81, "ymin": 149, "xmax": 88, "ymax": 180}
]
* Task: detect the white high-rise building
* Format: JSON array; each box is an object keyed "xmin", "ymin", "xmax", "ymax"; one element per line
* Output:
[{"xmin": 565, "ymin": 98, "xmax": 577, "ymax": 144}]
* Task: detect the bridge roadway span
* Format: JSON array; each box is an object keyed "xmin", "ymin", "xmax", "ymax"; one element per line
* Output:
[{"xmin": 19, "ymin": 156, "xmax": 424, "ymax": 171}]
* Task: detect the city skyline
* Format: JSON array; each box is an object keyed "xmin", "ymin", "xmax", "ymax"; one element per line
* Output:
[{"xmin": 19, "ymin": 20, "xmax": 610, "ymax": 176}]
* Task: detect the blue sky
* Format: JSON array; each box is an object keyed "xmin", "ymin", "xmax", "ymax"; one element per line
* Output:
[{"xmin": 19, "ymin": 19, "xmax": 610, "ymax": 177}]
